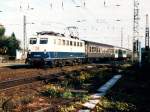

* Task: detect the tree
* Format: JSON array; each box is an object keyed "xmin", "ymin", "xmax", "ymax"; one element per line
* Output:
[
  {"xmin": 0, "ymin": 25, "xmax": 20, "ymax": 57},
  {"xmin": 7, "ymin": 32, "xmax": 21, "ymax": 56},
  {"xmin": 0, "ymin": 25, "xmax": 5, "ymax": 38},
  {"xmin": 0, "ymin": 26, "xmax": 7, "ymax": 55}
]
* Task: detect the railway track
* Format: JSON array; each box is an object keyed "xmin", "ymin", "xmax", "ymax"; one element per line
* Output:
[
  {"xmin": 0, "ymin": 65, "xmax": 96, "ymax": 91},
  {"xmin": 0, "ymin": 64, "xmax": 88, "ymax": 81},
  {"xmin": 0, "ymin": 71, "xmax": 67, "ymax": 90},
  {"xmin": 0, "ymin": 62, "xmax": 119, "ymax": 91}
]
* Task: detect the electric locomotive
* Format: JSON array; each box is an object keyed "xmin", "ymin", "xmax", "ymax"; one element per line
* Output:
[{"xmin": 26, "ymin": 31, "xmax": 85, "ymax": 67}]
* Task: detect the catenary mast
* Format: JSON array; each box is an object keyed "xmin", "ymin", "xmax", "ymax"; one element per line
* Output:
[
  {"xmin": 145, "ymin": 14, "xmax": 149, "ymax": 50},
  {"xmin": 133, "ymin": 0, "xmax": 140, "ymax": 61}
]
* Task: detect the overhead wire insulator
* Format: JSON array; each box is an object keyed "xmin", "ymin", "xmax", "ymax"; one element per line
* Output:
[
  {"xmin": 50, "ymin": 3, "xmax": 52, "ymax": 9},
  {"xmin": 104, "ymin": 0, "xmax": 106, "ymax": 7},
  {"xmin": 27, "ymin": 3, "xmax": 30, "ymax": 10},
  {"xmin": 83, "ymin": 1, "xmax": 85, "ymax": 7},
  {"xmin": 62, "ymin": 1, "xmax": 64, "ymax": 10},
  {"xmin": 49, "ymin": 0, "xmax": 53, "ymax": 9}
]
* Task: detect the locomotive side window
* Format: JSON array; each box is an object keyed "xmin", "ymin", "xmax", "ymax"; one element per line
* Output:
[
  {"xmin": 40, "ymin": 38, "xmax": 48, "ymax": 44},
  {"xmin": 70, "ymin": 41, "xmax": 72, "ymax": 46},
  {"xmin": 67, "ymin": 40, "xmax": 69, "ymax": 46},
  {"xmin": 77, "ymin": 42, "xmax": 80, "ymax": 46},
  {"xmin": 58, "ymin": 39, "xmax": 61, "ymax": 45},
  {"xmin": 63, "ymin": 40, "xmax": 65, "ymax": 45},
  {"xmin": 30, "ymin": 38, "xmax": 37, "ymax": 44},
  {"xmin": 54, "ymin": 39, "xmax": 56, "ymax": 44},
  {"xmin": 74, "ymin": 42, "xmax": 76, "ymax": 46},
  {"xmin": 80, "ymin": 42, "xmax": 82, "ymax": 47}
]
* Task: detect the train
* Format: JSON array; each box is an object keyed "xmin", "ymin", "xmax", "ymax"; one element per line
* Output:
[{"xmin": 26, "ymin": 31, "xmax": 132, "ymax": 67}]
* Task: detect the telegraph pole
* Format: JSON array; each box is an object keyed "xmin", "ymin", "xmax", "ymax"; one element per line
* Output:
[
  {"xmin": 133, "ymin": 0, "xmax": 140, "ymax": 62},
  {"xmin": 121, "ymin": 27, "xmax": 123, "ymax": 47},
  {"xmin": 23, "ymin": 15, "xmax": 26, "ymax": 55},
  {"xmin": 20, "ymin": 0, "xmax": 34, "ymax": 56}
]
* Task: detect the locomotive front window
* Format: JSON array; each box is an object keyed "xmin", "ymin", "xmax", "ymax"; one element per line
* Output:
[
  {"xmin": 30, "ymin": 38, "xmax": 37, "ymax": 44},
  {"xmin": 123, "ymin": 51, "xmax": 126, "ymax": 54},
  {"xmin": 115, "ymin": 50, "xmax": 118, "ymax": 53},
  {"xmin": 40, "ymin": 38, "xmax": 48, "ymax": 44}
]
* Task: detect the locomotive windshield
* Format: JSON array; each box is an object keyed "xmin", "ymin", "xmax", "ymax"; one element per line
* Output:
[
  {"xmin": 40, "ymin": 38, "xmax": 48, "ymax": 44},
  {"xmin": 30, "ymin": 38, "xmax": 37, "ymax": 44}
]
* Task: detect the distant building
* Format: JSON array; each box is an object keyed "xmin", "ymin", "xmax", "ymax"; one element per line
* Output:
[{"xmin": 0, "ymin": 23, "xmax": 4, "ymax": 28}]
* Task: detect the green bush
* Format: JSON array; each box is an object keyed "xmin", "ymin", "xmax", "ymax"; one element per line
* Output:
[{"xmin": 62, "ymin": 91, "xmax": 73, "ymax": 99}]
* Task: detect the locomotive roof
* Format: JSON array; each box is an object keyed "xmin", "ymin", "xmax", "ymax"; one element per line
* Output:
[
  {"xmin": 36, "ymin": 31, "xmax": 65, "ymax": 37},
  {"xmin": 36, "ymin": 31, "xmax": 79, "ymax": 40}
]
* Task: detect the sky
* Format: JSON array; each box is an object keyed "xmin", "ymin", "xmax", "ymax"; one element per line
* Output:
[{"xmin": 0, "ymin": 0, "xmax": 150, "ymax": 49}]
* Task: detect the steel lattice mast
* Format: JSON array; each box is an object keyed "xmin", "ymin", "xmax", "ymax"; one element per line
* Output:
[
  {"xmin": 133, "ymin": 0, "xmax": 140, "ymax": 61},
  {"xmin": 145, "ymin": 14, "xmax": 149, "ymax": 50}
]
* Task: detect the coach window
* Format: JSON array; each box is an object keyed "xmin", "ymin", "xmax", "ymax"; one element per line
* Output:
[
  {"xmin": 63, "ymin": 40, "xmax": 65, "ymax": 45},
  {"xmin": 109, "ymin": 49, "xmax": 111, "ymax": 54},
  {"xmin": 30, "ymin": 38, "xmax": 37, "ymax": 44},
  {"xmin": 108, "ymin": 49, "xmax": 110, "ymax": 54},
  {"xmin": 94, "ymin": 47, "xmax": 96, "ymax": 52},
  {"xmin": 111, "ymin": 49, "xmax": 113, "ymax": 54},
  {"xmin": 40, "ymin": 38, "xmax": 48, "ymax": 44},
  {"xmin": 70, "ymin": 41, "xmax": 72, "ymax": 46},
  {"xmin": 99, "ymin": 48, "xmax": 101, "ymax": 53},
  {"xmin": 96, "ymin": 48, "xmax": 98, "ymax": 53},
  {"xmin": 102, "ymin": 48, "xmax": 104, "ymax": 53},
  {"xmin": 110, "ymin": 49, "xmax": 113, "ymax": 54},
  {"xmin": 106, "ymin": 49, "xmax": 108, "ymax": 53},
  {"xmin": 90, "ymin": 47, "xmax": 92, "ymax": 52},
  {"xmin": 92, "ymin": 47, "xmax": 94, "ymax": 52}
]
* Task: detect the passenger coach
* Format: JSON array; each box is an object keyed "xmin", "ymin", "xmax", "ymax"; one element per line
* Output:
[{"xmin": 84, "ymin": 40, "xmax": 114, "ymax": 62}]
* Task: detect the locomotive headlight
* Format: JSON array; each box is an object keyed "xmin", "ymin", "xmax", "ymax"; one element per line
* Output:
[
  {"xmin": 44, "ymin": 49, "xmax": 46, "ymax": 54},
  {"xmin": 28, "ymin": 50, "xmax": 31, "ymax": 54}
]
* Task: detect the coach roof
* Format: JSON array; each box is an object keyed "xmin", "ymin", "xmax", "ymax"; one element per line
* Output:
[{"xmin": 83, "ymin": 40, "xmax": 114, "ymax": 47}]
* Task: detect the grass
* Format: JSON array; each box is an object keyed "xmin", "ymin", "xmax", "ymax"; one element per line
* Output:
[
  {"xmin": 94, "ymin": 97, "xmax": 136, "ymax": 112},
  {"xmin": 95, "ymin": 64, "xmax": 150, "ymax": 112},
  {"xmin": 0, "ymin": 65, "xmax": 119, "ymax": 112}
]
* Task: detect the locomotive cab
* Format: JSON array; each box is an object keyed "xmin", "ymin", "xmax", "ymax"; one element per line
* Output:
[{"xmin": 27, "ymin": 36, "xmax": 52, "ymax": 66}]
